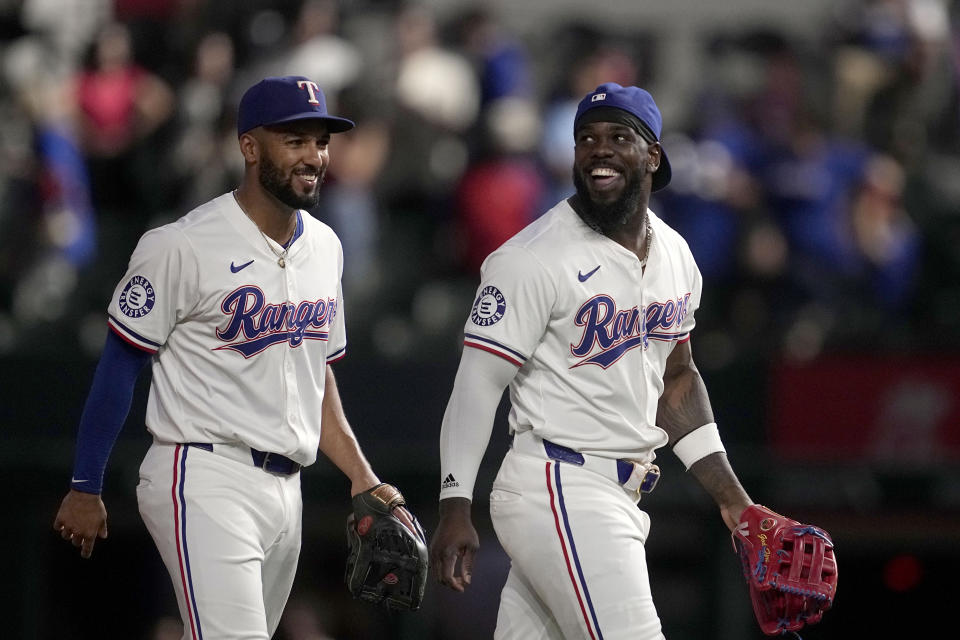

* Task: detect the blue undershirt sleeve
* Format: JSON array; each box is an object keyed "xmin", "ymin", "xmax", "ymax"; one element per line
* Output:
[{"xmin": 69, "ymin": 329, "xmax": 152, "ymax": 494}]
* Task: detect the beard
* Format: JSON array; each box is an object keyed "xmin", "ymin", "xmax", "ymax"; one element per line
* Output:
[
  {"xmin": 259, "ymin": 152, "xmax": 324, "ymax": 210},
  {"xmin": 572, "ymin": 167, "xmax": 644, "ymax": 235}
]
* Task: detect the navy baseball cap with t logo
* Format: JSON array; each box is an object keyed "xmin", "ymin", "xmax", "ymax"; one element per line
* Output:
[
  {"xmin": 574, "ymin": 82, "xmax": 672, "ymax": 191},
  {"xmin": 237, "ymin": 76, "xmax": 355, "ymax": 136}
]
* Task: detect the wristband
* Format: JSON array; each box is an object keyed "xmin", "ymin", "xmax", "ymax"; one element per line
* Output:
[{"xmin": 672, "ymin": 422, "xmax": 725, "ymax": 470}]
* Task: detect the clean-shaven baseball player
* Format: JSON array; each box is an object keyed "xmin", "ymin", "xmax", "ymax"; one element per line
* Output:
[
  {"xmin": 54, "ymin": 76, "xmax": 420, "ymax": 639},
  {"xmin": 430, "ymin": 83, "xmax": 757, "ymax": 639}
]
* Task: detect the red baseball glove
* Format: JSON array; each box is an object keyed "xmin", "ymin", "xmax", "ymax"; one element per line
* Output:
[{"xmin": 732, "ymin": 504, "xmax": 838, "ymax": 636}]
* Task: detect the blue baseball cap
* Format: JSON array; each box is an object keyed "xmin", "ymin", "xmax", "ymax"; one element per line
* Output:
[
  {"xmin": 574, "ymin": 82, "xmax": 672, "ymax": 191},
  {"xmin": 237, "ymin": 76, "xmax": 355, "ymax": 136}
]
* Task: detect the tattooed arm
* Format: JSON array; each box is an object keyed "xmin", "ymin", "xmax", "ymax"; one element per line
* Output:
[{"xmin": 657, "ymin": 339, "xmax": 753, "ymax": 531}]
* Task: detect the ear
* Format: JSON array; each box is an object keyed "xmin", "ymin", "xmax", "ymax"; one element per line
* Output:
[
  {"xmin": 646, "ymin": 142, "xmax": 662, "ymax": 173},
  {"xmin": 238, "ymin": 132, "xmax": 260, "ymax": 164}
]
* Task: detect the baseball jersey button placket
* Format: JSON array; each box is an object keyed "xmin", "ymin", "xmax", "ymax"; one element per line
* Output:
[
  {"xmin": 284, "ymin": 261, "xmax": 294, "ymax": 294},
  {"xmin": 624, "ymin": 253, "xmax": 643, "ymax": 285},
  {"xmin": 284, "ymin": 358, "xmax": 297, "ymax": 423},
  {"xmin": 281, "ymin": 264, "xmax": 296, "ymax": 426}
]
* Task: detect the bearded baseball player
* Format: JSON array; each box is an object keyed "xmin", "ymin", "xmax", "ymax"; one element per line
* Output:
[
  {"xmin": 53, "ymin": 76, "xmax": 426, "ymax": 638},
  {"xmin": 429, "ymin": 83, "xmax": 837, "ymax": 638}
]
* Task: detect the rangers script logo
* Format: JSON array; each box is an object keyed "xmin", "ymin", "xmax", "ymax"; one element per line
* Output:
[
  {"xmin": 570, "ymin": 293, "xmax": 691, "ymax": 368},
  {"xmin": 214, "ymin": 285, "xmax": 337, "ymax": 358}
]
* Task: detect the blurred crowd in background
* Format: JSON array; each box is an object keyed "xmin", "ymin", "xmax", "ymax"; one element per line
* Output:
[
  {"xmin": 3, "ymin": 1, "xmax": 958, "ymax": 638},
  {"xmin": 0, "ymin": 0, "xmax": 957, "ymax": 368}
]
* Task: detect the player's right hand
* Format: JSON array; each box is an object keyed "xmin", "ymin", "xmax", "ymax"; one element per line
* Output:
[
  {"xmin": 53, "ymin": 489, "xmax": 108, "ymax": 559},
  {"xmin": 429, "ymin": 497, "xmax": 479, "ymax": 592}
]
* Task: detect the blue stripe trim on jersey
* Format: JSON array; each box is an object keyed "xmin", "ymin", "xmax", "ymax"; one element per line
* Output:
[
  {"xmin": 285, "ymin": 210, "xmax": 304, "ymax": 249},
  {"xmin": 326, "ymin": 345, "xmax": 346, "ymax": 361},
  {"xmin": 648, "ymin": 331, "xmax": 689, "ymax": 342},
  {"xmin": 463, "ymin": 333, "xmax": 527, "ymax": 362},
  {"xmin": 179, "ymin": 447, "xmax": 204, "ymax": 639},
  {"xmin": 572, "ymin": 336, "xmax": 644, "ymax": 369},
  {"xmin": 107, "ymin": 314, "xmax": 162, "ymax": 348},
  {"xmin": 213, "ymin": 330, "xmax": 329, "ymax": 358},
  {"xmin": 555, "ymin": 464, "xmax": 604, "ymax": 639}
]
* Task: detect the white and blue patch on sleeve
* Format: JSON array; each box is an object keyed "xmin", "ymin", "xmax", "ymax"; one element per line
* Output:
[
  {"xmin": 470, "ymin": 285, "xmax": 506, "ymax": 327},
  {"xmin": 107, "ymin": 274, "xmax": 162, "ymax": 353},
  {"xmin": 118, "ymin": 275, "xmax": 156, "ymax": 319},
  {"xmin": 465, "ymin": 285, "xmax": 528, "ymax": 366}
]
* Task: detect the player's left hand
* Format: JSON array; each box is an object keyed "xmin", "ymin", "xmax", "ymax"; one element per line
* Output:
[
  {"xmin": 53, "ymin": 489, "xmax": 109, "ymax": 559},
  {"xmin": 720, "ymin": 501, "xmax": 751, "ymax": 532},
  {"xmin": 429, "ymin": 497, "xmax": 479, "ymax": 593},
  {"xmin": 344, "ymin": 483, "xmax": 428, "ymax": 611},
  {"xmin": 351, "ymin": 481, "xmax": 421, "ymax": 540},
  {"xmin": 391, "ymin": 504, "xmax": 420, "ymax": 538}
]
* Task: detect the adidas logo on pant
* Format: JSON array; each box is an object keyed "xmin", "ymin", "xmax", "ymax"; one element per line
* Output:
[{"xmin": 441, "ymin": 473, "xmax": 459, "ymax": 489}]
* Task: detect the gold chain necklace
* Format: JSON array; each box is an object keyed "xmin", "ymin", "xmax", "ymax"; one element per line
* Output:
[
  {"xmin": 232, "ymin": 190, "xmax": 289, "ymax": 268},
  {"xmin": 571, "ymin": 196, "xmax": 653, "ymax": 267}
]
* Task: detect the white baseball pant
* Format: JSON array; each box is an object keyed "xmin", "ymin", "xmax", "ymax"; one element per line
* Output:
[
  {"xmin": 137, "ymin": 441, "xmax": 302, "ymax": 639},
  {"xmin": 490, "ymin": 442, "xmax": 666, "ymax": 640}
]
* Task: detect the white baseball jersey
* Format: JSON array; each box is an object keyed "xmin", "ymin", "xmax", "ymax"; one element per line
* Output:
[
  {"xmin": 445, "ymin": 199, "xmax": 701, "ymax": 639},
  {"xmin": 107, "ymin": 192, "xmax": 346, "ymax": 466},
  {"xmin": 461, "ymin": 199, "xmax": 701, "ymax": 464}
]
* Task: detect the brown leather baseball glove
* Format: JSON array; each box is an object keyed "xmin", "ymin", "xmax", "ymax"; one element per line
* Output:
[{"xmin": 344, "ymin": 483, "xmax": 428, "ymax": 611}]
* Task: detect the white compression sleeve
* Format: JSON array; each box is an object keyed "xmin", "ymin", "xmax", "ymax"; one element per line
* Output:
[{"xmin": 438, "ymin": 346, "xmax": 518, "ymax": 501}]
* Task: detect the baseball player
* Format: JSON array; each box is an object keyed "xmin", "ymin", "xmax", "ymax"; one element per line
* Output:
[
  {"xmin": 53, "ymin": 76, "xmax": 420, "ymax": 639},
  {"xmin": 429, "ymin": 83, "xmax": 757, "ymax": 639}
]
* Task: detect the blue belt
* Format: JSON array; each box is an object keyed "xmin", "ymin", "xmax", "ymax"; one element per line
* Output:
[
  {"xmin": 541, "ymin": 439, "xmax": 634, "ymax": 484},
  {"xmin": 541, "ymin": 439, "xmax": 659, "ymax": 494},
  {"xmin": 510, "ymin": 431, "xmax": 660, "ymax": 496},
  {"xmin": 187, "ymin": 442, "xmax": 301, "ymax": 475}
]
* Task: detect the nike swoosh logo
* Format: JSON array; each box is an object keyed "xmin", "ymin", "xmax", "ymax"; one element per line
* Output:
[
  {"xmin": 231, "ymin": 259, "xmax": 255, "ymax": 273},
  {"xmin": 578, "ymin": 265, "xmax": 601, "ymax": 282},
  {"xmin": 71, "ymin": 478, "xmax": 88, "ymax": 484}
]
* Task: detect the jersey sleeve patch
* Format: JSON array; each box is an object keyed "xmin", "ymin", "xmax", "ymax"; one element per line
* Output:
[
  {"xmin": 118, "ymin": 275, "xmax": 156, "ymax": 318},
  {"xmin": 463, "ymin": 333, "xmax": 526, "ymax": 367},
  {"xmin": 470, "ymin": 285, "xmax": 507, "ymax": 326}
]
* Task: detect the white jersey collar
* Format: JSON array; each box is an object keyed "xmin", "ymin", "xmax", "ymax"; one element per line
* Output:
[
  {"xmin": 220, "ymin": 192, "xmax": 309, "ymax": 260},
  {"xmin": 561, "ymin": 199, "xmax": 661, "ymax": 266}
]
